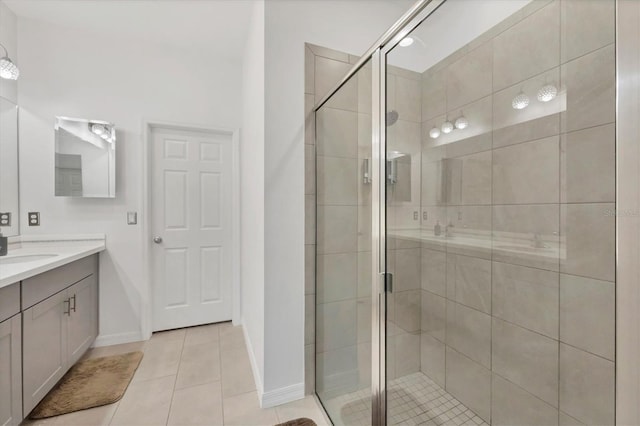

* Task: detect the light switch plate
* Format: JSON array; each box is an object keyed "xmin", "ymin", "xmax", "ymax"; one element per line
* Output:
[
  {"xmin": 0, "ymin": 212, "xmax": 11, "ymax": 226},
  {"xmin": 28, "ymin": 212, "xmax": 40, "ymax": 226},
  {"xmin": 127, "ymin": 211, "xmax": 137, "ymax": 225}
]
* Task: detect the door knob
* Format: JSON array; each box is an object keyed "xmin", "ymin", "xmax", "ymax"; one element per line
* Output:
[{"xmin": 153, "ymin": 236, "xmax": 163, "ymax": 244}]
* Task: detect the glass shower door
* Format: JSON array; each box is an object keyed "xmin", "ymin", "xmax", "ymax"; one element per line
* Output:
[
  {"xmin": 383, "ymin": 0, "xmax": 616, "ymax": 425},
  {"xmin": 315, "ymin": 59, "xmax": 375, "ymax": 426}
]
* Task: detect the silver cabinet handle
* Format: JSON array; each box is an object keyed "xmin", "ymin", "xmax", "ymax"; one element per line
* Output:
[
  {"xmin": 153, "ymin": 236, "xmax": 163, "ymax": 244},
  {"xmin": 70, "ymin": 294, "xmax": 76, "ymax": 313}
]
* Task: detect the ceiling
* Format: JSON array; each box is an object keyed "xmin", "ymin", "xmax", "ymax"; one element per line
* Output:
[
  {"xmin": 387, "ymin": 0, "xmax": 533, "ymax": 73},
  {"xmin": 3, "ymin": 0, "xmax": 255, "ymax": 62}
]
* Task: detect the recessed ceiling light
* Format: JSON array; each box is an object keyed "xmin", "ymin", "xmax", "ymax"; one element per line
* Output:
[{"xmin": 399, "ymin": 37, "xmax": 414, "ymax": 47}]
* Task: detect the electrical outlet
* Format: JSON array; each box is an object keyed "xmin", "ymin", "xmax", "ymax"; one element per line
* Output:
[
  {"xmin": 422, "ymin": 211, "xmax": 428, "ymax": 221},
  {"xmin": 127, "ymin": 211, "xmax": 137, "ymax": 225},
  {"xmin": 413, "ymin": 211, "xmax": 418, "ymax": 220},
  {"xmin": 28, "ymin": 212, "xmax": 40, "ymax": 226},
  {"xmin": 0, "ymin": 212, "xmax": 11, "ymax": 226}
]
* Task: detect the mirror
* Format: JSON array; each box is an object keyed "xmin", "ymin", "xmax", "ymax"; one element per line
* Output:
[
  {"xmin": 54, "ymin": 116, "xmax": 116, "ymax": 198},
  {"xmin": 0, "ymin": 96, "xmax": 19, "ymax": 236}
]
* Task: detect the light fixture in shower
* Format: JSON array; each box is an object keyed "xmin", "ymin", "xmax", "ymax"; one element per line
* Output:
[
  {"xmin": 441, "ymin": 120, "xmax": 454, "ymax": 134},
  {"xmin": 537, "ymin": 84, "xmax": 558, "ymax": 102},
  {"xmin": 429, "ymin": 127, "xmax": 441, "ymax": 139},
  {"xmin": 512, "ymin": 91, "xmax": 530, "ymax": 110},
  {"xmin": 454, "ymin": 115, "xmax": 469, "ymax": 130},
  {"xmin": 0, "ymin": 43, "xmax": 19, "ymax": 80},
  {"xmin": 399, "ymin": 37, "xmax": 414, "ymax": 47}
]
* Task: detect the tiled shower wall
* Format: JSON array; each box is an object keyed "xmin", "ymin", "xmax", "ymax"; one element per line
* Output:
[{"xmin": 417, "ymin": 0, "xmax": 615, "ymax": 424}]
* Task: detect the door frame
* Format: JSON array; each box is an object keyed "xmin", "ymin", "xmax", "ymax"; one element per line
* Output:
[{"xmin": 141, "ymin": 119, "xmax": 241, "ymax": 339}]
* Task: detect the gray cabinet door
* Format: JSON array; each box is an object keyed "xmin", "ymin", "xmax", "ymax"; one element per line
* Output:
[
  {"xmin": 22, "ymin": 291, "xmax": 69, "ymax": 416},
  {"xmin": 68, "ymin": 275, "xmax": 98, "ymax": 365},
  {"xmin": 0, "ymin": 315, "xmax": 22, "ymax": 426}
]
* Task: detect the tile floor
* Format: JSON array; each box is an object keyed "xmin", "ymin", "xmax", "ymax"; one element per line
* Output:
[
  {"xmin": 23, "ymin": 322, "xmax": 329, "ymax": 426},
  {"xmin": 322, "ymin": 372, "xmax": 487, "ymax": 426}
]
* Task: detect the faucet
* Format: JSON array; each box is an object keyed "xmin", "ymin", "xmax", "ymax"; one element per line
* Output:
[
  {"xmin": 0, "ymin": 232, "xmax": 7, "ymax": 256},
  {"xmin": 445, "ymin": 221, "xmax": 455, "ymax": 238}
]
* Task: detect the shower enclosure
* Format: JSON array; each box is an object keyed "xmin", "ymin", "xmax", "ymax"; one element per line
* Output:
[{"xmin": 314, "ymin": 0, "xmax": 620, "ymax": 424}]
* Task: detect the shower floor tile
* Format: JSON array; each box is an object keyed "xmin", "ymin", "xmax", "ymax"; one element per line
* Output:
[{"xmin": 322, "ymin": 372, "xmax": 488, "ymax": 426}]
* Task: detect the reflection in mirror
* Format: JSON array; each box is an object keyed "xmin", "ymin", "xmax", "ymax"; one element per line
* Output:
[
  {"xmin": 0, "ymin": 96, "xmax": 19, "ymax": 236},
  {"xmin": 54, "ymin": 116, "xmax": 116, "ymax": 198},
  {"xmin": 387, "ymin": 151, "xmax": 411, "ymax": 202}
]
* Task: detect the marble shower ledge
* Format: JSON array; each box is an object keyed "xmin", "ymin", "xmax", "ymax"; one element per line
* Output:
[{"xmin": 0, "ymin": 234, "xmax": 105, "ymax": 288}]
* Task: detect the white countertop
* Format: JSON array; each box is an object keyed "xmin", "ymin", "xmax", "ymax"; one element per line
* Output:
[{"xmin": 0, "ymin": 235, "xmax": 106, "ymax": 289}]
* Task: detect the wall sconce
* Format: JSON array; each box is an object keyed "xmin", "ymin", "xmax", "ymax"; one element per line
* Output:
[
  {"xmin": 441, "ymin": 120, "xmax": 454, "ymax": 134},
  {"xmin": 512, "ymin": 91, "xmax": 530, "ymax": 110},
  {"xmin": 429, "ymin": 115, "xmax": 470, "ymax": 139},
  {"xmin": 537, "ymin": 84, "xmax": 558, "ymax": 102},
  {"xmin": 454, "ymin": 115, "xmax": 468, "ymax": 130},
  {"xmin": 0, "ymin": 42, "xmax": 19, "ymax": 80}
]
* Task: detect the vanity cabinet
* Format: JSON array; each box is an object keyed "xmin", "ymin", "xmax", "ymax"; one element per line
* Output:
[
  {"xmin": 21, "ymin": 255, "xmax": 99, "ymax": 417},
  {"xmin": 68, "ymin": 275, "xmax": 98, "ymax": 365},
  {"xmin": 0, "ymin": 314, "xmax": 22, "ymax": 426}
]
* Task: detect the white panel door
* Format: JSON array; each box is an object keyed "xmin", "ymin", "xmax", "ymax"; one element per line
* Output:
[{"xmin": 151, "ymin": 127, "xmax": 233, "ymax": 331}]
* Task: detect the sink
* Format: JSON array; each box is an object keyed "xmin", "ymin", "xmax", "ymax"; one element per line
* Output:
[{"xmin": 0, "ymin": 254, "xmax": 58, "ymax": 265}]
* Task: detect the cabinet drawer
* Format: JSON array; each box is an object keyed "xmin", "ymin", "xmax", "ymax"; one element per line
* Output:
[
  {"xmin": 0, "ymin": 284, "xmax": 20, "ymax": 323},
  {"xmin": 22, "ymin": 254, "xmax": 98, "ymax": 310}
]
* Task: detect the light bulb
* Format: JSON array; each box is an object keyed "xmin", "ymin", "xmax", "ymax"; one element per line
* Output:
[
  {"xmin": 454, "ymin": 116, "xmax": 469, "ymax": 130},
  {"xmin": 0, "ymin": 57, "xmax": 19, "ymax": 80},
  {"xmin": 429, "ymin": 127, "xmax": 440, "ymax": 139},
  {"xmin": 91, "ymin": 124, "xmax": 105, "ymax": 135},
  {"xmin": 399, "ymin": 37, "xmax": 414, "ymax": 47},
  {"xmin": 512, "ymin": 92, "xmax": 530, "ymax": 110},
  {"xmin": 537, "ymin": 84, "xmax": 558, "ymax": 102},
  {"xmin": 441, "ymin": 121, "xmax": 454, "ymax": 134}
]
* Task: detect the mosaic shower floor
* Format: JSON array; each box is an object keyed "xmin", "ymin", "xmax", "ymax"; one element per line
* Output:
[{"xmin": 323, "ymin": 372, "xmax": 489, "ymax": 426}]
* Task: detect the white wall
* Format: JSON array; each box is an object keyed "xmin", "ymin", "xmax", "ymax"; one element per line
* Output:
[
  {"xmin": 16, "ymin": 16, "xmax": 242, "ymax": 344},
  {"xmin": 0, "ymin": 1, "xmax": 17, "ymax": 103},
  {"xmin": 262, "ymin": 0, "xmax": 410, "ymax": 399},
  {"xmin": 240, "ymin": 0, "xmax": 266, "ymax": 396}
]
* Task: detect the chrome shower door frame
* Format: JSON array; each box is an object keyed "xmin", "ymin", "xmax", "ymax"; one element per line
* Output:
[
  {"xmin": 372, "ymin": 1, "xmax": 447, "ymax": 424},
  {"xmin": 314, "ymin": 0, "xmax": 448, "ymax": 424}
]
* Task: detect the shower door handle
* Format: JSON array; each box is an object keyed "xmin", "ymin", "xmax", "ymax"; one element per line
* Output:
[{"xmin": 383, "ymin": 272, "xmax": 393, "ymax": 293}]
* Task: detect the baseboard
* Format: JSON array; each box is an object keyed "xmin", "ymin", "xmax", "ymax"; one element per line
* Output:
[
  {"xmin": 242, "ymin": 323, "xmax": 264, "ymax": 399},
  {"xmin": 93, "ymin": 331, "xmax": 144, "ymax": 347},
  {"xmin": 261, "ymin": 382, "xmax": 305, "ymax": 408}
]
